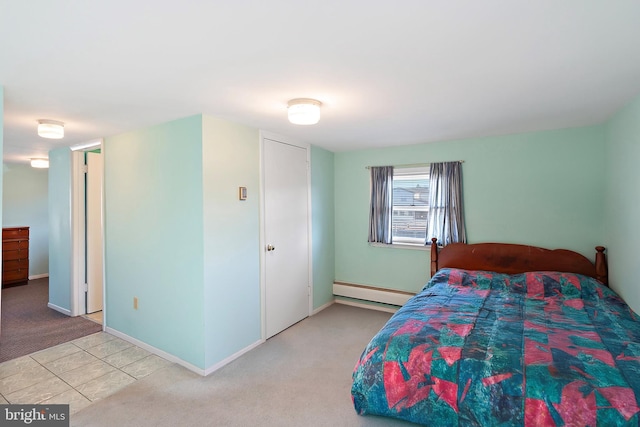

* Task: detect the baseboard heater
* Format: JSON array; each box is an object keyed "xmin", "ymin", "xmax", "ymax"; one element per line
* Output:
[{"xmin": 333, "ymin": 282, "xmax": 415, "ymax": 307}]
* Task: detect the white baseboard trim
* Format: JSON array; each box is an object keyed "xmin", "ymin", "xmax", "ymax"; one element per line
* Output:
[
  {"xmin": 334, "ymin": 298, "xmax": 399, "ymax": 314},
  {"xmin": 311, "ymin": 300, "xmax": 335, "ymax": 315},
  {"xmin": 105, "ymin": 327, "xmax": 207, "ymax": 376},
  {"xmin": 333, "ymin": 282, "xmax": 414, "ymax": 306},
  {"xmin": 29, "ymin": 273, "xmax": 49, "ymax": 280},
  {"xmin": 104, "ymin": 327, "xmax": 264, "ymax": 377},
  {"xmin": 203, "ymin": 339, "xmax": 264, "ymax": 376},
  {"xmin": 47, "ymin": 303, "xmax": 71, "ymax": 316}
]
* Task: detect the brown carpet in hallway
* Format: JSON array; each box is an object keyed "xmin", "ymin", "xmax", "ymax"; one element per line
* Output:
[{"xmin": 0, "ymin": 278, "xmax": 102, "ymax": 363}]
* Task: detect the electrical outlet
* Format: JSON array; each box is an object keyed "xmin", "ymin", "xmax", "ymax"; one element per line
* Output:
[{"xmin": 133, "ymin": 297, "xmax": 138, "ymax": 310}]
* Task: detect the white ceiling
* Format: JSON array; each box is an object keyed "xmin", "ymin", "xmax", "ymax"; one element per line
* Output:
[{"xmin": 2, "ymin": 1, "xmax": 640, "ymax": 164}]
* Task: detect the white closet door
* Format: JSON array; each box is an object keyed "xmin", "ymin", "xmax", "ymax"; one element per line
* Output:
[{"xmin": 263, "ymin": 138, "xmax": 310, "ymax": 338}]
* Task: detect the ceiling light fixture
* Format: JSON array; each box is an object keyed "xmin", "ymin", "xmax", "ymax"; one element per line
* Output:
[
  {"xmin": 287, "ymin": 98, "xmax": 322, "ymax": 125},
  {"xmin": 30, "ymin": 158, "xmax": 49, "ymax": 168},
  {"xmin": 37, "ymin": 119, "xmax": 65, "ymax": 139}
]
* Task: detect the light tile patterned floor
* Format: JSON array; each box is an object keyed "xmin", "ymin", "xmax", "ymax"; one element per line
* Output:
[{"xmin": 0, "ymin": 332, "xmax": 172, "ymax": 414}]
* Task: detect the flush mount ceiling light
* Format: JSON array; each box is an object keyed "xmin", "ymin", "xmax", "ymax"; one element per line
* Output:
[
  {"xmin": 30, "ymin": 158, "xmax": 49, "ymax": 168},
  {"xmin": 287, "ymin": 98, "xmax": 322, "ymax": 125},
  {"xmin": 37, "ymin": 119, "xmax": 65, "ymax": 139}
]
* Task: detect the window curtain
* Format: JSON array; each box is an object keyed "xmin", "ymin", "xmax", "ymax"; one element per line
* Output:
[
  {"xmin": 368, "ymin": 166, "xmax": 394, "ymax": 244},
  {"xmin": 426, "ymin": 162, "xmax": 466, "ymax": 246}
]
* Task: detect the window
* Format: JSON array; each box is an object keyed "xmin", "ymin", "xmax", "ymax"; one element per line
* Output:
[
  {"xmin": 368, "ymin": 161, "xmax": 464, "ymax": 247},
  {"xmin": 391, "ymin": 166, "xmax": 430, "ymax": 245}
]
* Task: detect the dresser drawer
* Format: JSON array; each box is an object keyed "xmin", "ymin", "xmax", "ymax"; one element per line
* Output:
[
  {"xmin": 3, "ymin": 249, "xmax": 28, "ymax": 261},
  {"xmin": 3, "ymin": 258, "xmax": 29, "ymax": 271},
  {"xmin": 2, "ymin": 227, "xmax": 29, "ymax": 239},
  {"xmin": 3, "ymin": 240, "xmax": 29, "ymax": 251},
  {"xmin": 2, "ymin": 268, "xmax": 28, "ymax": 283},
  {"xmin": 2, "ymin": 227, "xmax": 30, "ymax": 287}
]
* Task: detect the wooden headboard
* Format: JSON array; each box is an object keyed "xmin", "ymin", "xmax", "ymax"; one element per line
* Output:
[{"xmin": 429, "ymin": 238, "xmax": 608, "ymax": 285}]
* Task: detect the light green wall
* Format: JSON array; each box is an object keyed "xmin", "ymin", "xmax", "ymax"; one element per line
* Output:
[
  {"xmin": 605, "ymin": 92, "xmax": 640, "ymax": 313},
  {"xmin": 104, "ymin": 115, "xmax": 205, "ymax": 367},
  {"xmin": 202, "ymin": 115, "xmax": 261, "ymax": 367},
  {"xmin": 2, "ymin": 163, "xmax": 49, "ymax": 276},
  {"xmin": 335, "ymin": 126, "xmax": 606, "ymax": 292},
  {"xmin": 48, "ymin": 147, "xmax": 72, "ymax": 311},
  {"xmin": 102, "ymin": 114, "xmax": 337, "ymax": 370},
  {"xmin": 0, "ymin": 87, "xmax": 3, "ymax": 287},
  {"xmin": 311, "ymin": 145, "xmax": 335, "ymax": 309}
]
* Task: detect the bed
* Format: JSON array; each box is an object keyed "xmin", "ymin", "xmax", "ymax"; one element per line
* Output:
[{"xmin": 351, "ymin": 240, "xmax": 640, "ymax": 426}]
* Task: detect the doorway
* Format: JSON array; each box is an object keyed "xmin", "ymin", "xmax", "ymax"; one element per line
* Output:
[
  {"xmin": 261, "ymin": 133, "xmax": 311, "ymax": 339},
  {"xmin": 0, "ymin": 153, "xmax": 104, "ymax": 361},
  {"xmin": 71, "ymin": 147, "xmax": 104, "ymax": 320}
]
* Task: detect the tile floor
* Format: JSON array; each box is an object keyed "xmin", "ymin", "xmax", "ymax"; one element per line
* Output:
[
  {"xmin": 83, "ymin": 311, "xmax": 104, "ymax": 325},
  {"xmin": 0, "ymin": 332, "xmax": 173, "ymax": 414}
]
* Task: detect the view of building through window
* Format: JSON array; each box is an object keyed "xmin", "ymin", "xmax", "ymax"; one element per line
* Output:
[{"xmin": 391, "ymin": 166, "xmax": 429, "ymax": 244}]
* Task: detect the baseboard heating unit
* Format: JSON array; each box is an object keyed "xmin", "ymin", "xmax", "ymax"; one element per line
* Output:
[{"xmin": 333, "ymin": 282, "xmax": 415, "ymax": 307}]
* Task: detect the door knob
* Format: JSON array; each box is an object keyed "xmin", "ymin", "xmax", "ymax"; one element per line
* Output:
[{"xmin": 267, "ymin": 245, "xmax": 276, "ymax": 252}]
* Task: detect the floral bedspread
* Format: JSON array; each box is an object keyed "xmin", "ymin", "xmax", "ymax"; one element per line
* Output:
[{"xmin": 351, "ymin": 269, "xmax": 640, "ymax": 426}]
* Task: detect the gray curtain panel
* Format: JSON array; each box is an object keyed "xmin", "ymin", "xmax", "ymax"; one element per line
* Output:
[
  {"xmin": 368, "ymin": 166, "xmax": 394, "ymax": 244},
  {"xmin": 426, "ymin": 162, "xmax": 466, "ymax": 246}
]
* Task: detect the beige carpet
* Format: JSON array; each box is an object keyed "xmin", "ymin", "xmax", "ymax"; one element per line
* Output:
[{"xmin": 70, "ymin": 304, "xmax": 416, "ymax": 426}]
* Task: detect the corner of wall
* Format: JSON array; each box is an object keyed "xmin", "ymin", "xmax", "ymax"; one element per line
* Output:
[
  {"xmin": 47, "ymin": 147, "xmax": 73, "ymax": 312},
  {"xmin": 602, "ymin": 92, "xmax": 640, "ymax": 314},
  {"xmin": 201, "ymin": 115, "xmax": 262, "ymax": 368},
  {"xmin": 103, "ymin": 116, "xmax": 206, "ymax": 368},
  {"xmin": 310, "ymin": 145, "xmax": 336, "ymax": 309}
]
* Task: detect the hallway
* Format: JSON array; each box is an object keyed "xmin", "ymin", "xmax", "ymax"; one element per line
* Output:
[{"xmin": 1, "ymin": 278, "xmax": 102, "ymax": 363}]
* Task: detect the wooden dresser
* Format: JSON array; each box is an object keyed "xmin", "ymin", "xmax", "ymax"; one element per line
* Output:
[{"xmin": 2, "ymin": 226, "xmax": 30, "ymax": 288}]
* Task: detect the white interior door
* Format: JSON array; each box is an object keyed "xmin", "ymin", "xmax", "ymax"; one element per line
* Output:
[
  {"xmin": 263, "ymin": 137, "xmax": 310, "ymax": 338},
  {"xmin": 86, "ymin": 151, "xmax": 103, "ymax": 313}
]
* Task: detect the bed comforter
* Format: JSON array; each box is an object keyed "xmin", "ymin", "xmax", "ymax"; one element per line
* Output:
[{"xmin": 351, "ymin": 269, "xmax": 640, "ymax": 426}]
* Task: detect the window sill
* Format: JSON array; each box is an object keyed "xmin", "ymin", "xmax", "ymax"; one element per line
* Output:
[{"xmin": 368, "ymin": 242, "xmax": 430, "ymax": 251}]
